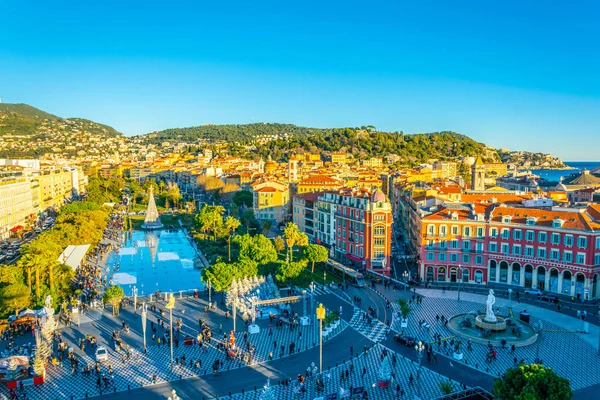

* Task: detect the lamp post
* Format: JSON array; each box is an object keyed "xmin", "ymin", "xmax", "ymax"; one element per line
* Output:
[
  {"xmin": 415, "ymin": 341, "xmax": 425, "ymax": 398},
  {"xmin": 132, "ymin": 286, "xmax": 138, "ymax": 314},
  {"xmin": 457, "ymin": 265, "xmax": 463, "ymax": 303},
  {"xmin": 316, "ymin": 304, "xmax": 326, "ymax": 374},
  {"xmin": 403, "ymin": 271, "xmax": 408, "ymax": 292},
  {"xmin": 309, "ymin": 282, "xmax": 315, "ymax": 312},
  {"xmin": 166, "ymin": 293, "xmax": 176, "ymax": 368},
  {"xmin": 207, "ymin": 279, "xmax": 212, "ymax": 307},
  {"xmin": 323, "ymin": 271, "xmax": 327, "ymax": 289},
  {"xmin": 141, "ymin": 303, "xmax": 147, "ymax": 352}
]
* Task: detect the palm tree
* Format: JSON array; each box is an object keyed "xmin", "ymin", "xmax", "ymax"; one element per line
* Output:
[{"xmin": 224, "ymin": 216, "xmax": 241, "ymax": 262}]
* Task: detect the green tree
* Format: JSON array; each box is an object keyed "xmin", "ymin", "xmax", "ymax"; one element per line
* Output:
[
  {"xmin": 493, "ymin": 364, "xmax": 572, "ymax": 400},
  {"xmin": 233, "ymin": 190, "xmax": 253, "ymax": 208},
  {"xmin": 283, "ymin": 222, "xmax": 308, "ymax": 262},
  {"xmin": 195, "ymin": 204, "xmax": 225, "ymax": 241},
  {"xmin": 202, "ymin": 262, "xmax": 236, "ymax": 294},
  {"xmin": 274, "ymin": 236, "xmax": 285, "ymax": 253},
  {"xmin": 0, "ymin": 283, "xmax": 30, "ymax": 316},
  {"xmin": 397, "ymin": 298, "xmax": 411, "ymax": 319},
  {"xmin": 276, "ymin": 259, "xmax": 308, "ymax": 285},
  {"xmin": 102, "ymin": 285, "xmax": 125, "ymax": 315},
  {"xmin": 234, "ymin": 234, "xmax": 278, "ymax": 265},
  {"xmin": 224, "ymin": 216, "xmax": 241, "ymax": 262},
  {"xmin": 303, "ymin": 244, "xmax": 329, "ymax": 273}
]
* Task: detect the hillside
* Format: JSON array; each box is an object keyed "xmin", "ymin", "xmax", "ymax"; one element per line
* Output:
[
  {"xmin": 139, "ymin": 123, "xmax": 498, "ymax": 164},
  {"xmin": 0, "ymin": 103, "xmax": 123, "ymax": 158}
]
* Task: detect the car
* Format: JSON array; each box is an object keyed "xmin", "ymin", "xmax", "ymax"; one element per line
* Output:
[
  {"xmin": 394, "ymin": 334, "xmax": 417, "ymax": 347},
  {"xmin": 407, "ymin": 279, "xmax": 421, "ymax": 287},
  {"xmin": 95, "ymin": 346, "xmax": 108, "ymax": 362},
  {"xmin": 524, "ymin": 289, "xmax": 542, "ymax": 296}
]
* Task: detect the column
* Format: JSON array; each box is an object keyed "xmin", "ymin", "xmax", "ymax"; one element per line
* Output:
[
  {"xmin": 507, "ymin": 264, "xmax": 513, "ymax": 285},
  {"xmin": 520, "ymin": 268, "xmax": 525, "ymax": 289},
  {"xmin": 545, "ymin": 274, "xmax": 551, "ymax": 293},
  {"xmin": 532, "ymin": 268, "xmax": 538, "ymax": 289},
  {"xmin": 557, "ymin": 274, "xmax": 563, "ymax": 295}
]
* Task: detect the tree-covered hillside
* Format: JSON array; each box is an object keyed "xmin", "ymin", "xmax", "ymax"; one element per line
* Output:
[{"xmin": 140, "ymin": 123, "xmax": 496, "ymax": 164}]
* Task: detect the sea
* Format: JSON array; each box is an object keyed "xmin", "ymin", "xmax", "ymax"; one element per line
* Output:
[{"xmin": 529, "ymin": 161, "xmax": 600, "ymax": 182}]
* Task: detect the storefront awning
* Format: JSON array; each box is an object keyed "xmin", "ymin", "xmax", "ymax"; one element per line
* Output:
[
  {"xmin": 10, "ymin": 225, "xmax": 24, "ymax": 232},
  {"xmin": 344, "ymin": 253, "xmax": 363, "ymax": 263}
]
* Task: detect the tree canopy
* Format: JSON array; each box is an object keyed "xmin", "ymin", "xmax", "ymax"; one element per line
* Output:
[
  {"xmin": 303, "ymin": 244, "xmax": 329, "ymax": 273},
  {"xmin": 493, "ymin": 364, "xmax": 572, "ymax": 400}
]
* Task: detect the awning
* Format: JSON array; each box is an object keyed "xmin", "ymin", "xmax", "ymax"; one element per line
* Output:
[
  {"xmin": 10, "ymin": 225, "xmax": 24, "ymax": 232},
  {"xmin": 344, "ymin": 253, "xmax": 363, "ymax": 263},
  {"xmin": 57, "ymin": 244, "xmax": 91, "ymax": 270}
]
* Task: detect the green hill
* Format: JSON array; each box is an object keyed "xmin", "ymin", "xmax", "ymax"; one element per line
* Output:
[{"xmin": 139, "ymin": 123, "xmax": 497, "ymax": 164}]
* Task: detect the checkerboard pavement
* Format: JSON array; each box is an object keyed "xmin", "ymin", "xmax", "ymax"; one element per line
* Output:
[
  {"xmin": 389, "ymin": 296, "xmax": 600, "ymax": 391},
  {"xmin": 0, "ymin": 305, "xmax": 347, "ymax": 400},
  {"xmin": 349, "ymin": 307, "xmax": 390, "ymax": 343},
  {"xmin": 212, "ymin": 343, "xmax": 463, "ymax": 400}
]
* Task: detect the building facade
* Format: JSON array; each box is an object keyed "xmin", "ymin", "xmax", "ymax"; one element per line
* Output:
[{"xmin": 418, "ymin": 203, "xmax": 600, "ymax": 300}]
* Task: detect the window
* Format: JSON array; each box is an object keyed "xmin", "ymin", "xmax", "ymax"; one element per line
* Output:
[
  {"xmin": 538, "ymin": 247, "xmax": 547, "ymax": 258},
  {"xmin": 525, "ymin": 246, "xmax": 534, "ymax": 257},
  {"xmin": 427, "ymin": 225, "xmax": 435, "ymax": 236},
  {"xmin": 501, "ymin": 229, "xmax": 510, "ymax": 240},
  {"xmin": 342, "ymin": 230, "xmax": 346, "ymax": 238},
  {"xmin": 462, "ymin": 254, "xmax": 470, "ymax": 263},
  {"xmin": 451, "ymin": 225, "xmax": 459, "ymax": 235},
  {"xmin": 526, "ymin": 217, "xmax": 537, "ymax": 226},
  {"xmin": 550, "ymin": 249, "xmax": 560, "ymax": 261},
  {"xmin": 488, "ymin": 242, "xmax": 498, "ymax": 253},
  {"xmin": 526, "ymin": 231, "xmax": 535, "ymax": 241},
  {"xmin": 476, "ymin": 227, "xmax": 484, "ymax": 237},
  {"xmin": 513, "ymin": 230, "xmax": 522, "ymax": 240},
  {"xmin": 475, "ymin": 242, "xmax": 484, "ymax": 253},
  {"xmin": 513, "ymin": 245, "xmax": 521, "ymax": 255},
  {"xmin": 450, "ymin": 240, "xmax": 459, "ymax": 249},
  {"xmin": 576, "ymin": 253, "xmax": 586, "ymax": 264},
  {"xmin": 374, "ymin": 238, "xmax": 385, "ymax": 247},
  {"xmin": 551, "ymin": 233, "xmax": 561, "ymax": 245},
  {"xmin": 374, "ymin": 214, "xmax": 385, "ymax": 221},
  {"xmin": 439, "ymin": 225, "xmax": 447, "ymax": 237},
  {"xmin": 564, "ymin": 235, "xmax": 574, "ymax": 247},
  {"xmin": 502, "ymin": 216, "xmax": 512, "ymax": 223},
  {"xmin": 577, "ymin": 237, "xmax": 588, "ymax": 248},
  {"xmin": 475, "ymin": 256, "xmax": 483, "ymax": 265},
  {"xmin": 450, "ymin": 253, "xmax": 458, "ymax": 262},
  {"xmin": 374, "ymin": 226, "xmax": 385, "ymax": 236},
  {"xmin": 462, "ymin": 240, "xmax": 471, "ymax": 251},
  {"xmin": 438, "ymin": 253, "xmax": 446, "ymax": 262},
  {"xmin": 538, "ymin": 232, "xmax": 547, "ymax": 243},
  {"xmin": 426, "ymin": 252, "xmax": 434, "ymax": 261},
  {"xmin": 597, "ymin": 237, "xmax": 600, "ymax": 249},
  {"xmin": 374, "ymin": 250, "xmax": 385, "ymax": 258},
  {"xmin": 439, "ymin": 241, "xmax": 447, "ymax": 250},
  {"xmin": 490, "ymin": 228, "xmax": 498, "ymax": 238},
  {"xmin": 563, "ymin": 251, "xmax": 572, "ymax": 262},
  {"xmin": 552, "ymin": 219, "xmax": 564, "ymax": 228},
  {"xmin": 501, "ymin": 243, "xmax": 509, "ymax": 254},
  {"xmin": 595, "ymin": 254, "xmax": 600, "ymax": 266},
  {"xmin": 463, "ymin": 227, "xmax": 471, "ymax": 237},
  {"xmin": 359, "ymin": 247, "xmax": 363, "ymax": 257}
]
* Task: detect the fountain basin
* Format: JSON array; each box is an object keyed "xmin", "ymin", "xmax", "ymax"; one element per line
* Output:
[
  {"xmin": 475, "ymin": 315, "xmax": 507, "ymax": 331},
  {"xmin": 448, "ymin": 313, "xmax": 538, "ymax": 348}
]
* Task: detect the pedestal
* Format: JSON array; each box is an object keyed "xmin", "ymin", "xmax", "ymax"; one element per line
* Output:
[
  {"xmin": 453, "ymin": 352, "xmax": 463, "ymax": 361},
  {"xmin": 248, "ymin": 324, "xmax": 260, "ymax": 334},
  {"xmin": 300, "ymin": 316, "xmax": 310, "ymax": 326},
  {"xmin": 400, "ymin": 318, "xmax": 408, "ymax": 328}
]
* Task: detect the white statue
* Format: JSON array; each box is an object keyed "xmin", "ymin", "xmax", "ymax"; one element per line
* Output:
[{"xmin": 485, "ymin": 289, "xmax": 497, "ymax": 322}]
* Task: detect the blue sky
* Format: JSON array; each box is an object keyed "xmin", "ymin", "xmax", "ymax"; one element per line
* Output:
[{"xmin": 1, "ymin": 1, "xmax": 599, "ymax": 160}]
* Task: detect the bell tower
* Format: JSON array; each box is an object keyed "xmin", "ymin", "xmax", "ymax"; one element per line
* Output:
[{"xmin": 471, "ymin": 156, "xmax": 486, "ymax": 191}]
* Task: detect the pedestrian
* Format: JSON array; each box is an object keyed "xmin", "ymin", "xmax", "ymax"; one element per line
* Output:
[
  {"xmin": 362, "ymin": 367, "xmax": 367, "ymax": 378},
  {"xmin": 350, "ymin": 346, "xmax": 353, "ymax": 357},
  {"xmin": 409, "ymin": 373, "xmax": 414, "ymax": 385}
]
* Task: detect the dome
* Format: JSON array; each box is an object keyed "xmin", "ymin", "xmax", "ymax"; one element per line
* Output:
[{"xmin": 371, "ymin": 189, "xmax": 386, "ymax": 203}]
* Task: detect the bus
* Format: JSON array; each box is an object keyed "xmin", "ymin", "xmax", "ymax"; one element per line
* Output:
[{"xmin": 326, "ymin": 259, "xmax": 365, "ymax": 287}]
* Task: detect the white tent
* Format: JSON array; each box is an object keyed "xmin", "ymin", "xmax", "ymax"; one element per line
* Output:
[{"xmin": 57, "ymin": 244, "xmax": 91, "ymax": 270}]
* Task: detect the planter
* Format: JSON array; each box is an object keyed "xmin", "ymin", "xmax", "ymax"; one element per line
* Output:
[
  {"xmin": 331, "ymin": 320, "xmax": 339, "ymax": 329},
  {"xmin": 400, "ymin": 318, "xmax": 408, "ymax": 328},
  {"xmin": 322, "ymin": 330, "xmax": 329, "ymax": 338},
  {"xmin": 248, "ymin": 324, "xmax": 260, "ymax": 334},
  {"xmin": 377, "ymin": 380, "xmax": 389, "ymax": 388},
  {"xmin": 453, "ymin": 352, "xmax": 463, "ymax": 361}
]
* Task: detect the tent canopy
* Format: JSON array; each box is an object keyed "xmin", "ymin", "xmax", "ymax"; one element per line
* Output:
[{"xmin": 57, "ymin": 244, "xmax": 91, "ymax": 270}]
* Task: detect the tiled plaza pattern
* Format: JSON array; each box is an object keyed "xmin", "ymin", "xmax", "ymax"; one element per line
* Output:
[
  {"xmin": 389, "ymin": 296, "xmax": 600, "ymax": 391},
  {"xmin": 212, "ymin": 344, "xmax": 463, "ymax": 400},
  {"xmin": 0, "ymin": 299, "xmax": 347, "ymax": 400},
  {"xmin": 349, "ymin": 307, "xmax": 390, "ymax": 343}
]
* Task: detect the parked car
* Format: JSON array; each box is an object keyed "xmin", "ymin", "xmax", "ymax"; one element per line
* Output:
[
  {"xmin": 95, "ymin": 346, "xmax": 108, "ymax": 362},
  {"xmin": 524, "ymin": 289, "xmax": 542, "ymax": 296},
  {"xmin": 394, "ymin": 334, "xmax": 417, "ymax": 347},
  {"xmin": 407, "ymin": 279, "xmax": 421, "ymax": 287}
]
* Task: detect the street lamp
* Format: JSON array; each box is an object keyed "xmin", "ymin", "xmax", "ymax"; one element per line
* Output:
[
  {"xmin": 166, "ymin": 293, "xmax": 176, "ymax": 368},
  {"xmin": 323, "ymin": 271, "xmax": 327, "ymax": 289},
  {"xmin": 415, "ymin": 341, "xmax": 425, "ymax": 398},
  {"xmin": 309, "ymin": 282, "xmax": 316, "ymax": 312},
  {"xmin": 132, "ymin": 286, "xmax": 138, "ymax": 314},
  {"xmin": 457, "ymin": 265, "xmax": 463, "ymax": 303},
  {"xmin": 535, "ymin": 321, "xmax": 543, "ymax": 363},
  {"xmin": 207, "ymin": 279, "xmax": 212, "ymax": 307},
  {"xmin": 403, "ymin": 271, "xmax": 408, "ymax": 292},
  {"xmin": 141, "ymin": 303, "xmax": 148, "ymax": 352},
  {"xmin": 316, "ymin": 303, "xmax": 326, "ymax": 374}
]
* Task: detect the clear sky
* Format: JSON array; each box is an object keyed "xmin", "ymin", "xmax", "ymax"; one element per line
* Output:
[{"xmin": 1, "ymin": 1, "xmax": 599, "ymax": 160}]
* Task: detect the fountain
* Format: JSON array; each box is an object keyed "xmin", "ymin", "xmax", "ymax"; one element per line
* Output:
[
  {"xmin": 141, "ymin": 186, "xmax": 164, "ymax": 230},
  {"xmin": 447, "ymin": 289, "xmax": 538, "ymax": 347}
]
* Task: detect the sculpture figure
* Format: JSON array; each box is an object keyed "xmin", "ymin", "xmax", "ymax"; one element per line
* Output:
[{"xmin": 484, "ymin": 289, "xmax": 497, "ymax": 322}]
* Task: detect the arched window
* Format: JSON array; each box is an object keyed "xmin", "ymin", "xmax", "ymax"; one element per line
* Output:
[{"xmin": 374, "ymin": 226, "xmax": 385, "ymax": 236}]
